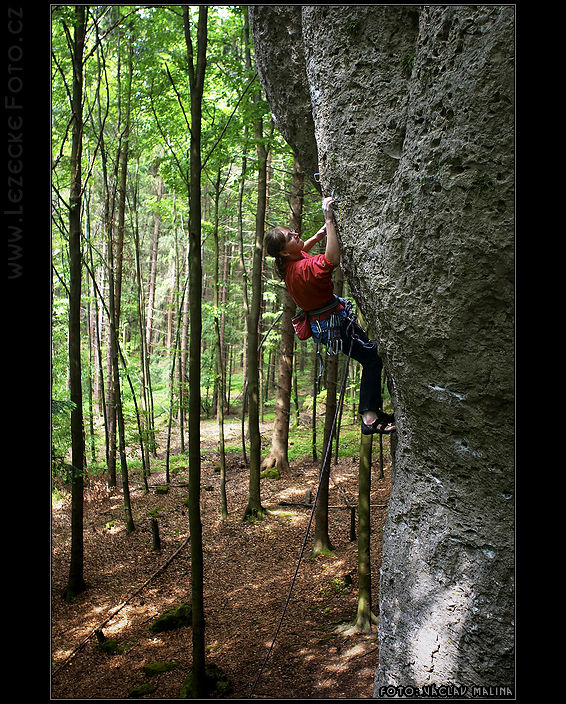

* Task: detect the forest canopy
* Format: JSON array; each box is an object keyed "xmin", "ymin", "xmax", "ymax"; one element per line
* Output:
[{"xmin": 51, "ymin": 4, "xmax": 329, "ymax": 477}]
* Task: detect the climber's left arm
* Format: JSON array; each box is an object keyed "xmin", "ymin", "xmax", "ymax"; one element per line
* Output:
[{"xmin": 303, "ymin": 225, "xmax": 327, "ymax": 253}]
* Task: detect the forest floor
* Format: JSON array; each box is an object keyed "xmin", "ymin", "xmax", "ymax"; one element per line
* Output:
[{"xmin": 51, "ymin": 417, "xmax": 392, "ymax": 700}]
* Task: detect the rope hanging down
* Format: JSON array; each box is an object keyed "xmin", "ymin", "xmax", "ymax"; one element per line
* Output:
[{"xmin": 249, "ymin": 324, "xmax": 355, "ymax": 698}]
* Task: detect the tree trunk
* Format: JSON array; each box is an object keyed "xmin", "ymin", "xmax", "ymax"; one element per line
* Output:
[
  {"xmin": 102, "ymin": 14, "xmax": 134, "ymax": 492},
  {"xmin": 311, "ymin": 349, "xmax": 317, "ymax": 461},
  {"xmin": 183, "ymin": 6, "xmax": 208, "ymax": 697},
  {"xmin": 237, "ymin": 155, "xmax": 249, "ymax": 466},
  {"xmin": 260, "ymin": 288, "xmax": 294, "ymax": 475},
  {"xmin": 118, "ymin": 31, "xmax": 135, "ymax": 533},
  {"xmin": 180, "ymin": 240, "xmax": 190, "ymax": 452},
  {"xmin": 86, "ymin": 220, "xmax": 97, "ymax": 465},
  {"xmin": 213, "ymin": 169, "xmax": 228, "ymax": 518},
  {"xmin": 313, "ymin": 269, "xmax": 344, "ymax": 555},
  {"xmin": 353, "ymin": 431, "xmax": 377, "ymax": 632},
  {"xmin": 132, "ymin": 165, "xmax": 152, "ymax": 487},
  {"xmin": 312, "ymin": 351, "xmax": 337, "ymax": 555},
  {"xmin": 220, "ymin": 240, "xmax": 230, "ymax": 412},
  {"xmin": 243, "ymin": 8, "xmax": 267, "ymax": 521},
  {"xmin": 63, "ymin": 4, "xmax": 87, "ymax": 602},
  {"xmin": 243, "ymin": 117, "xmax": 269, "ymax": 519},
  {"xmin": 108, "ymin": 228, "xmax": 135, "ymax": 533},
  {"xmin": 146, "ymin": 170, "xmax": 162, "ymax": 356},
  {"xmin": 165, "ymin": 275, "xmax": 188, "ymax": 484},
  {"xmin": 262, "ymin": 157, "xmax": 304, "ymax": 474}
]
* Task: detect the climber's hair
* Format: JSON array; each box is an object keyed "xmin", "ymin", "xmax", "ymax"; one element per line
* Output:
[{"xmin": 265, "ymin": 226, "xmax": 289, "ymax": 280}]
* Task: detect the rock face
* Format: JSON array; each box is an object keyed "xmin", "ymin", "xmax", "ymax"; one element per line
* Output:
[
  {"xmin": 250, "ymin": 5, "xmax": 320, "ymax": 189},
  {"xmin": 250, "ymin": 5, "xmax": 514, "ymax": 695}
]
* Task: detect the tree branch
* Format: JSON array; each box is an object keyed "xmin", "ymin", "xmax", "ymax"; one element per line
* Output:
[
  {"xmin": 201, "ymin": 71, "xmax": 258, "ymax": 172},
  {"xmin": 165, "ymin": 63, "xmax": 192, "ymax": 136},
  {"xmin": 149, "ymin": 77, "xmax": 190, "ymax": 188}
]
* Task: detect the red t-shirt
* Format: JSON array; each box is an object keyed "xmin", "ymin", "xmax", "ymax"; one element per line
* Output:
[{"xmin": 284, "ymin": 252, "xmax": 337, "ymax": 311}]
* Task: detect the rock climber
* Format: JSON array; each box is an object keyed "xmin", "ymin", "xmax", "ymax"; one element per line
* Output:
[{"xmin": 265, "ymin": 196, "xmax": 395, "ymax": 435}]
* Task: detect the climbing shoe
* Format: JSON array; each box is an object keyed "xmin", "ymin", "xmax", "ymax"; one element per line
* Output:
[{"xmin": 361, "ymin": 411, "xmax": 396, "ymax": 435}]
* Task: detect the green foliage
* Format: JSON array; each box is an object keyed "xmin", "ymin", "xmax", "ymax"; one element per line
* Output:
[
  {"xmin": 51, "ymin": 400, "xmax": 76, "ymax": 478},
  {"xmin": 50, "ymin": 5, "xmax": 349, "ymax": 484}
]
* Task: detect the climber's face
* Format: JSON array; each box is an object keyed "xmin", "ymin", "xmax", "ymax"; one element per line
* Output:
[{"xmin": 280, "ymin": 228, "xmax": 304, "ymax": 260}]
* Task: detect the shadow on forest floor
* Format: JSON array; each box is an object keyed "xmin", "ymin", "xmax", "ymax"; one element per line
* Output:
[{"xmin": 51, "ymin": 419, "xmax": 392, "ymax": 699}]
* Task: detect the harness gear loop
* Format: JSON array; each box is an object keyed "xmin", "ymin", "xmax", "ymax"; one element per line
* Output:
[{"xmin": 308, "ymin": 296, "xmax": 371, "ymax": 381}]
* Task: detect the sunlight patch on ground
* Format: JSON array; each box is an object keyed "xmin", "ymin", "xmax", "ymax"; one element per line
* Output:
[
  {"xmin": 266, "ymin": 509, "xmax": 306, "ymax": 529},
  {"xmin": 104, "ymin": 523, "xmax": 122, "ymax": 535},
  {"xmin": 296, "ymin": 648, "xmax": 317, "ymax": 662},
  {"xmin": 106, "ymin": 612, "xmax": 133, "ymax": 634},
  {"xmin": 273, "ymin": 486, "xmax": 308, "ymax": 502},
  {"xmin": 342, "ymin": 642, "xmax": 368, "ymax": 658},
  {"xmin": 331, "ymin": 472, "xmax": 350, "ymax": 483},
  {"xmin": 52, "ymin": 647, "xmax": 75, "ymax": 662}
]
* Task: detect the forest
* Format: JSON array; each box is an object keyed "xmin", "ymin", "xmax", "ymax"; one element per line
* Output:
[{"xmin": 51, "ymin": 6, "xmax": 395, "ymax": 699}]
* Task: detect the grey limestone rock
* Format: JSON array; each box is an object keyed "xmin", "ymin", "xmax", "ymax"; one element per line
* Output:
[{"xmin": 251, "ymin": 4, "xmax": 514, "ymax": 694}]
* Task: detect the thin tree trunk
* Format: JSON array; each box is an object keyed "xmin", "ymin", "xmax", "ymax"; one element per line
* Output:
[
  {"xmin": 261, "ymin": 157, "xmax": 304, "ymax": 474},
  {"xmin": 183, "ymin": 6, "xmax": 208, "ymax": 697},
  {"xmin": 146, "ymin": 169, "xmax": 162, "ymax": 356},
  {"xmin": 311, "ymin": 349, "xmax": 318, "ymax": 461},
  {"xmin": 85, "ymin": 198, "xmax": 97, "ymax": 464},
  {"xmin": 90, "ymin": 240, "xmax": 108, "ymax": 463},
  {"xmin": 353, "ymin": 431, "xmax": 378, "ymax": 632},
  {"xmin": 212, "ymin": 169, "xmax": 228, "ymax": 518},
  {"xmin": 292, "ymin": 339, "xmax": 299, "ymax": 426},
  {"xmin": 313, "ymin": 352, "xmax": 337, "ymax": 555},
  {"xmin": 243, "ymin": 7, "xmax": 269, "ymax": 520},
  {"xmin": 243, "ymin": 124, "xmax": 269, "ymax": 519},
  {"xmin": 132, "ymin": 163, "xmax": 151, "ymax": 491},
  {"xmin": 64, "ymin": 4, "xmax": 87, "ymax": 602},
  {"xmin": 180, "ymin": 235, "xmax": 190, "ymax": 452},
  {"xmin": 313, "ymin": 269, "xmax": 344, "ymax": 554},
  {"xmin": 165, "ymin": 273, "xmax": 188, "ymax": 483},
  {"xmin": 220, "ymin": 240, "xmax": 229, "ymax": 411},
  {"xmin": 101, "ymin": 20, "xmax": 128, "ymax": 491},
  {"xmin": 237, "ymin": 126, "xmax": 249, "ymax": 467},
  {"xmin": 112, "ymin": 27, "xmax": 135, "ymax": 534},
  {"xmin": 108, "ymin": 228, "xmax": 135, "ymax": 533}
]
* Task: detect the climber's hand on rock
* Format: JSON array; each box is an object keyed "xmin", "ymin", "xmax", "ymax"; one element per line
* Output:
[
  {"xmin": 314, "ymin": 225, "xmax": 327, "ymax": 241},
  {"xmin": 322, "ymin": 197, "xmax": 335, "ymax": 220}
]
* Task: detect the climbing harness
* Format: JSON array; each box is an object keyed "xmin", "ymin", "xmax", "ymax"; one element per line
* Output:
[
  {"xmin": 305, "ymin": 296, "xmax": 376, "ymax": 381},
  {"xmin": 310, "ymin": 296, "xmax": 348, "ymax": 355},
  {"xmin": 292, "ymin": 295, "xmax": 353, "ymax": 346},
  {"xmin": 249, "ymin": 325, "xmax": 355, "ymax": 698}
]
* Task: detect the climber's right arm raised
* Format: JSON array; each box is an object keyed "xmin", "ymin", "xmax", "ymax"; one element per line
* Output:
[{"xmin": 322, "ymin": 197, "xmax": 340, "ymax": 266}]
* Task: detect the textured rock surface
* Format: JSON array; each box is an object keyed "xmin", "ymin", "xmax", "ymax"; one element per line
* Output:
[
  {"xmin": 251, "ymin": 4, "xmax": 514, "ymax": 694},
  {"xmin": 250, "ymin": 5, "xmax": 320, "ymax": 190}
]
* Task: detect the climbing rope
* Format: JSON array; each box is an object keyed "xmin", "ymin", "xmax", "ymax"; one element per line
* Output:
[{"xmin": 249, "ymin": 327, "xmax": 355, "ymax": 698}]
